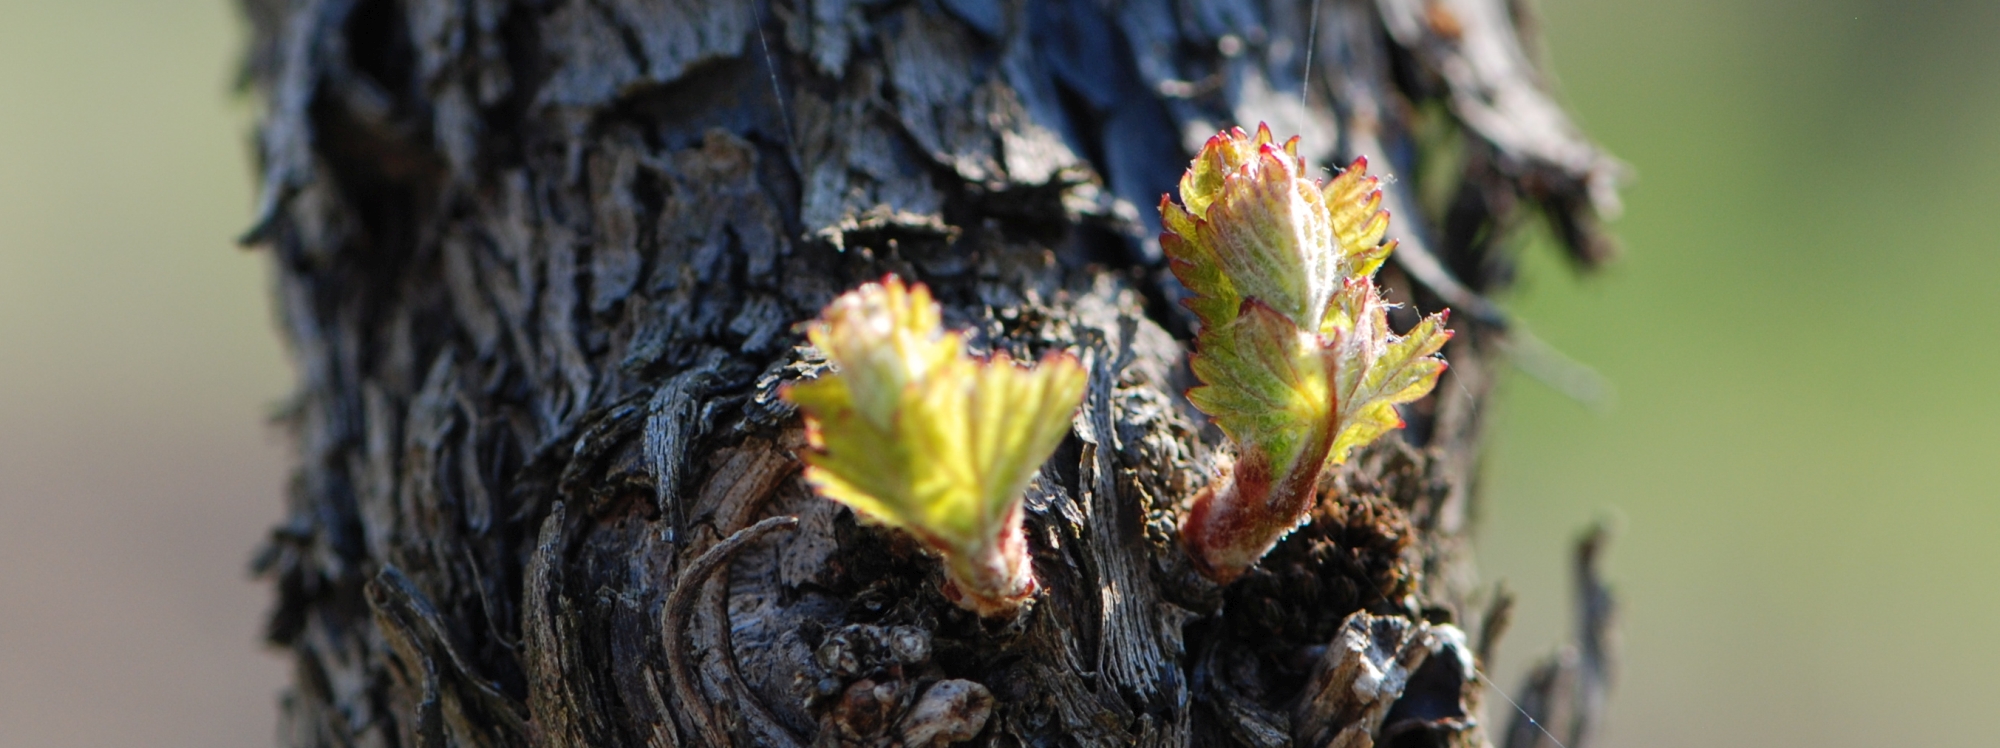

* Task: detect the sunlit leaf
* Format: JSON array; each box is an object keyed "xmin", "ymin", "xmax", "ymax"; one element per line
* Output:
[
  {"xmin": 785, "ymin": 276, "xmax": 1087, "ymax": 615},
  {"xmin": 1162, "ymin": 124, "xmax": 1452, "ymax": 582}
]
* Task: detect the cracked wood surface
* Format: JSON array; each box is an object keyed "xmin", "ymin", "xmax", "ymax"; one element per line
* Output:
[{"xmin": 241, "ymin": 1, "xmax": 1620, "ymax": 746}]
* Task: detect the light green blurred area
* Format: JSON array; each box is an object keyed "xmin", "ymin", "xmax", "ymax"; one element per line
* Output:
[
  {"xmin": 1, "ymin": 0, "xmax": 1995, "ymax": 746},
  {"xmin": 0, "ymin": 1, "xmax": 288, "ymax": 746},
  {"xmin": 1481, "ymin": 0, "xmax": 2000, "ymax": 746}
]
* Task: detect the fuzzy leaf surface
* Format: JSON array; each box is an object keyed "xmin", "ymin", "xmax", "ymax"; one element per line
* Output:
[
  {"xmin": 1163, "ymin": 123, "xmax": 1453, "ymax": 582},
  {"xmin": 1188, "ymin": 298, "xmax": 1339, "ymax": 486}
]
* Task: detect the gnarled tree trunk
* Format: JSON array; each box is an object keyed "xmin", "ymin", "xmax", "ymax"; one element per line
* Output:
[{"xmin": 242, "ymin": 1, "xmax": 1620, "ymax": 746}]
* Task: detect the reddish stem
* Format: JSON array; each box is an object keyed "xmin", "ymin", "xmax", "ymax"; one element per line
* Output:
[{"xmin": 1181, "ymin": 405, "xmax": 1340, "ymax": 583}]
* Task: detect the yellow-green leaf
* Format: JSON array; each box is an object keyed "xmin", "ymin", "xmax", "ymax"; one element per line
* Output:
[
  {"xmin": 1330, "ymin": 309, "xmax": 1451, "ymax": 465},
  {"xmin": 1323, "ymin": 157, "xmax": 1396, "ymax": 279},
  {"xmin": 784, "ymin": 276, "xmax": 1087, "ymax": 615},
  {"xmin": 1188, "ymin": 298, "xmax": 1337, "ymax": 484}
]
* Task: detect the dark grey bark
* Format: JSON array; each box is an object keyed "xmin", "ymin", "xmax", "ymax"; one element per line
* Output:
[{"xmin": 241, "ymin": 1, "xmax": 1620, "ymax": 746}]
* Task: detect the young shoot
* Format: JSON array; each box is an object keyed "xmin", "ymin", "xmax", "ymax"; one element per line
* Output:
[
  {"xmin": 784, "ymin": 277, "xmax": 1086, "ymax": 616},
  {"xmin": 1163, "ymin": 124, "xmax": 1452, "ymax": 583}
]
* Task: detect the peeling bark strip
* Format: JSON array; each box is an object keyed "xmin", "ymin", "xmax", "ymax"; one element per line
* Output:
[{"xmin": 241, "ymin": 1, "xmax": 1620, "ymax": 746}]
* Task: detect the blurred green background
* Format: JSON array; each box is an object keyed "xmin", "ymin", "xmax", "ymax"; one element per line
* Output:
[
  {"xmin": 0, "ymin": 0, "xmax": 1994, "ymax": 746},
  {"xmin": 1481, "ymin": 1, "xmax": 2000, "ymax": 746}
]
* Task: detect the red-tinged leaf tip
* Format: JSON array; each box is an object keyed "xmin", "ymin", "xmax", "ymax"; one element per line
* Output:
[{"xmin": 1162, "ymin": 124, "xmax": 1453, "ymax": 582}]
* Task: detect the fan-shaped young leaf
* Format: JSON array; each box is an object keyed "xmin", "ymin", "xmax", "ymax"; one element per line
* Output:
[{"xmin": 784, "ymin": 277, "xmax": 1086, "ymax": 616}]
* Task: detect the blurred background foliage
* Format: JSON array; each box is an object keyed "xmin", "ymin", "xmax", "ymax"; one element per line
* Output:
[{"xmin": 0, "ymin": 0, "xmax": 1993, "ymax": 746}]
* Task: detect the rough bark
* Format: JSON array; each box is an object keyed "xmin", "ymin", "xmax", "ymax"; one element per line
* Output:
[{"xmin": 241, "ymin": 1, "xmax": 1621, "ymax": 746}]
